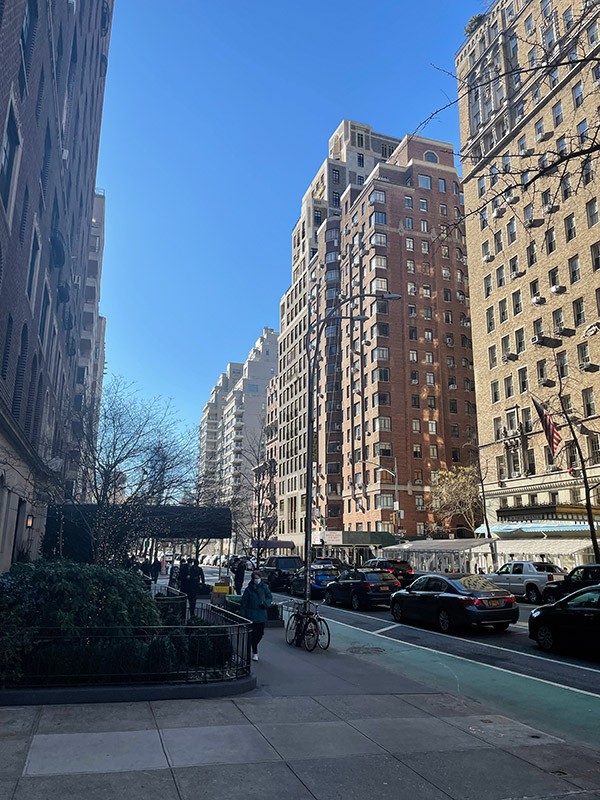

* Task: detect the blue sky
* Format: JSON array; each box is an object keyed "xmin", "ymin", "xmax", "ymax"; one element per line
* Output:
[{"xmin": 96, "ymin": 0, "xmax": 482, "ymax": 429}]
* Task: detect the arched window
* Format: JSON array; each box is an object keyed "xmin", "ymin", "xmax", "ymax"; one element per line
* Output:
[
  {"xmin": 11, "ymin": 324, "xmax": 28, "ymax": 418},
  {"xmin": 1, "ymin": 315, "xmax": 12, "ymax": 379},
  {"xmin": 24, "ymin": 354, "xmax": 38, "ymax": 436},
  {"xmin": 424, "ymin": 151, "xmax": 439, "ymax": 163},
  {"xmin": 31, "ymin": 373, "xmax": 44, "ymax": 447}
]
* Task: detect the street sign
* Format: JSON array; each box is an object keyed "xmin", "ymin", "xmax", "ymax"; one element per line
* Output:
[{"xmin": 324, "ymin": 531, "xmax": 343, "ymax": 545}]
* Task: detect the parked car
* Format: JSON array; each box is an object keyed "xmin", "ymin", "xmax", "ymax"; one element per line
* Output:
[
  {"xmin": 312, "ymin": 557, "xmax": 349, "ymax": 571},
  {"xmin": 391, "ymin": 573, "xmax": 519, "ymax": 634},
  {"xmin": 290, "ymin": 567, "xmax": 340, "ymax": 598},
  {"xmin": 362, "ymin": 558, "xmax": 415, "ymax": 587},
  {"xmin": 529, "ymin": 585, "xmax": 600, "ymax": 654},
  {"xmin": 542, "ymin": 564, "xmax": 600, "ymax": 603},
  {"xmin": 261, "ymin": 555, "xmax": 304, "ymax": 591},
  {"xmin": 324, "ymin": 569, "xmax": 400, "ymax": 610},
  {"xmin": 485, "ymin": 561, "xmax": 565, "ymax": 604}
]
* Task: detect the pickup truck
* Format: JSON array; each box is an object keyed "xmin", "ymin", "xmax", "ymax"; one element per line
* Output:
[
  {"xmin": 541, "ymin": 564, "xmax": 600, "ymax": 603},
  {"xmin": 485, "ymin": 561, "xmax": 566, "ymax": 604}
]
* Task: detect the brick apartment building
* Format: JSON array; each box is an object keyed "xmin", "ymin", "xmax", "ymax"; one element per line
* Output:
[
  {"xmin": 456, "ymin": 0, "xmax": 600, "ymax": 530},
  {"xmin": 311, "ymin": 136, "xmax": 474, "ymax": 546},
  {"xmin": 0, "ymin": 0, "xmax": 113, "ymax": 571}
]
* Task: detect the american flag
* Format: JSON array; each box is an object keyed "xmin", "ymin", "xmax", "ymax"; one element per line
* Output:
[{"xmin": 532, "ymin": 397, "xmax": 562, "ymax": 456}]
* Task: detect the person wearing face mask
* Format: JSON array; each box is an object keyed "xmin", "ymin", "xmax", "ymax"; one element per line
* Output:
[{"xmin": 240, "ymin": 570, "xmax": 272, "ymax": 661}]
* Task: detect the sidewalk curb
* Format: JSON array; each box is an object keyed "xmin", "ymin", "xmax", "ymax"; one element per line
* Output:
[{"xmin": 0, "ymin": 675, "xmax": 256, "ymax": 706}]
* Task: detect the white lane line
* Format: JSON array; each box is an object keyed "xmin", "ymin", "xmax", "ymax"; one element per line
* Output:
[
  {"xmin": 328, "ymin": 617, "xmax": 600, "ymax": 699},
  {"xmin": 320, "ymin": 603, "xmax": 600, "ymax": 676},
  {"xmin": 372, "ymin": 624, "xmax": 399, "ymax": 634}
]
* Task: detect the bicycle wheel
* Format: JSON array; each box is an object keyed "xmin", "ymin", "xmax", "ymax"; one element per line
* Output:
[
  {"xmin": 317, "ymin": 617, "xmax": 330, "ymax": 650},
  {"xmin": 303, "ymin": 618, "xmax": 319, "ymax": 651},
  {"xmin": 285, "ymin": 613, "xmax": 300, "ymax": 645}
]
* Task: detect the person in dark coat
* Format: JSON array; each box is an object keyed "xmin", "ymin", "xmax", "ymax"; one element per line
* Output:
[
  {"xmin": 234, "ymin": 559, "xmax": 246, "ymax": 595},
  {"xmin": 240, "ymin": 571, "xmax": 272, "ymax": 661},
  {"xmin": 140, "ymin": 559, "xmax": 151, "ymax": 577},
  {"xmin": 151, "ymin": 558, "xmax": 161, "ymax": 582},
  {"xmin": 186, "ymin": 559, "xmax": 205, "ymax": 617}
]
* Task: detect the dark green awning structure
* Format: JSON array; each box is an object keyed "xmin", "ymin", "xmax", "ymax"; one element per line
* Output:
[{"xmin": 341, "ymin": 531, "xmax": 398, "ymax": 547}]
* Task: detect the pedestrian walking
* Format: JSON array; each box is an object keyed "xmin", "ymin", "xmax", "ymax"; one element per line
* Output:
[
  {"xmin": 240, "ymin": 571, "xmax": 272, "ymax": 661},
  {"xmin": 151, "ymin": 557, "xmax": 161, "ymax": 583},
  {"xmin": 140, "ymin": 558, "xmax": 151, "ymax": 578},
  {"xmin": 186, "ymin": 558, "xmax": 205, "ymax": 617},
  {"xmin": 234, "ymin": 559, "xmax": 246, "ymax": 595}
]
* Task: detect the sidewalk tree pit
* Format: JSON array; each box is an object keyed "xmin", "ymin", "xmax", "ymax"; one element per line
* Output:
[{"xmin": 0, "ymin": 561, "xmax": 245, "ymax": 687}]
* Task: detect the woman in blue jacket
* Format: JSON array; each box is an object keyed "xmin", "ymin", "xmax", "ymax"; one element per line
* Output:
[{"xmin": 240, "ymin": 571, "xmax": 272, "ymax": 661}]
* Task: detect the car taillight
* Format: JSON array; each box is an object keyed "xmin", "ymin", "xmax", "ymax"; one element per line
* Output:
[
  {"xmin": 505, "ymin": 595, "xmax": 516, "ymax": 604},
  {"xmin": 393, "ymin": 581, "xmax": 401, "ymax": 587},
  {"xmin": 406, "ymin": 569, "xmax": 414, "ymax": 574},
  {"xmin": 548, "ymin": 574, "xmax": 554, "ymax": 581},
  {"xmin": 361, "ymin": 582, "xmax": 375, "ymax": 588},
  {"xmin": 384, "ymin": 568, "xmax": 394, "ymax": 572},
  {"xmin": 459, "ymin": 596, "xmax": 484, "ymax": 607}
]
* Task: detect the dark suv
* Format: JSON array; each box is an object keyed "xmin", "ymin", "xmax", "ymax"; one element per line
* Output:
[
  {"xmin": 362, "ymin": 558, "xmax": 415, "ymax": 587},
  {"xmin": 542, "ymin": 564, "xmax": 600, "ymax": 603},
  {"xmin": 261, "ymin": 555, "xmax": 303, "ymax": 591}
]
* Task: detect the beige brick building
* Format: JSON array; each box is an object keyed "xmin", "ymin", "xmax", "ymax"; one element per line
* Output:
[{"xmin": 456, "ymin": 0, "xmax": 600, "ymax": 526}]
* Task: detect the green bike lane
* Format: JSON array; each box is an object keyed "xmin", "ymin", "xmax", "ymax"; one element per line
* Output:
[{"xmin": 319, "ymin": 615, "xmax": 600, "ymax": 748}]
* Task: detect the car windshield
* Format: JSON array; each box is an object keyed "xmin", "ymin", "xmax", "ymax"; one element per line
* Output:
[
  {"xmin": 454, "ymin": 575, "xmax": 501, "ymax": 592},
  {"xmin": 279, "ymin": 558, "xmax": 302, "ymax": 569},
  {"xmin": 388, "ymin": 560, "xmax": 411, "ymax": 569},
  {"xmin": 533, "ymin": 563, "xmax": 562, "ymax": 573},
  {"xmin": 313, "ymin": 569, "xmax": 338, "ymax": 578}
]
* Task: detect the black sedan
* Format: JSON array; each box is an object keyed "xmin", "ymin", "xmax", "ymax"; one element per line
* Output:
[
  {"xmin": 289, "ymin": 567, "xmax": 340, "ymax": 598},
  {"xmin": 390, "ymin": 573, "xmax": 519, "ymax": 634},
  {"xmin": 324, "ymin": 569, "xmax": 401, "ymax": 610},
  {"xmin": 528, "ymin": 585, "xmax": 600, "ymax": 655}
]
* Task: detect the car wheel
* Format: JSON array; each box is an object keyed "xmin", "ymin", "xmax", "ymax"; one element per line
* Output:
[
  {"xmin": 536, "ymin": 624, "xmax": 556, "ymax": 652},
  {"xmin": 493, "ymin": 622, "xmax": 510, "ymax": 632},
  {"xmin": 351, "ymin": 593, "xmax": 362, "ymax": 611},
  {"xmin": 325, "ymin": 590, "xmax": 336, "ymax": 606},
  {"xmin": 542, "ymin": 590, "xmax": 557, "ymax": 604},
  {"xmin": 437, "ymin": 608, "xmax": 453, "ymax": 634},
  {"xmin": 526, "ymin": 585, "xmax": 542, "ymax": 604},
  {"xmin": 391, "ymin": 600, "xmax": 404, "ymax": 623}
]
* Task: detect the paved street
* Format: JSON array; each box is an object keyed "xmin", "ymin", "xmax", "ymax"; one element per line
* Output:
[
  {"xmin": 199, "ymin": 566, "xmax": 600, "ymax": 697},
  {"xmin": 2, "ymin": 620, "xmax": 600, "ymax": 800}
]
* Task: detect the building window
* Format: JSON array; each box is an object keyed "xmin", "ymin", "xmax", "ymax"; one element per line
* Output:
[
  {"xmin": 569, "ymin": 255, "xmax": 581, "ymax": 284},
  {"xmin": 413, "ymin": 444, "xmax": 422, "ymax": 459},
  {"xmin": 332, "ymin": 192, "xmax": 340, "ymax": 207},
  {"xmin": 0, "ymin": 104, "xmax": 21, "ymax": 213},
  {"xmin": 583, "ymin": 388, "xmax": 596, "ymax": 417},
  {"xmin": 417, "ymin": 174, "xmax": 432, "ymax": 190},
  {"xmin": 573, "ymin": 297, "xmax": 586, "ymax": 327}
]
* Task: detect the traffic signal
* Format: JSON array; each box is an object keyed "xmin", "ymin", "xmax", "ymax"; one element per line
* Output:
[{"xmin": 390, "ymin": 511, "xmax": 397, "ymax": 529}]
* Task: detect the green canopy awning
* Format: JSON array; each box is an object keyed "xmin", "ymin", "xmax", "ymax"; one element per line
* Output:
[{"xmin": 341, "ymin": 531, "xmax": 398, "ymax": 547}]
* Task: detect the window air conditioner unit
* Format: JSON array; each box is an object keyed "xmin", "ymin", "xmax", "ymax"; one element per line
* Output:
[
  {"xmin": 524, "ymin": 218, "xmax": 535, "ymax": 228},
  {"xmin": 535, "ymin": 133, "xmax": 544, "ymax": 143},
  {"xmin": 492, "ymin": 208, "xmax": 505, "ymax": 219},
  {"xmin": 482, "ymin": 254, "xmax": 494, "ymax": 263},
  {"xmin": 501, "ymin": 354, "xmax": 510, "ymax": 364},
  {"xmin": 550, "ymin": 284, "xmax": 565, "ymax": 294},
  {"xmin": 542, "ymin": 203, "xmax": 554, "ymax": 215},
  {"xmin": 545, "ymin": 464, "xmax": 559, "ymax": 472},
  {"xmin": 538, "ymin": 377, "xmax": 551, "ymax": 386},
  {"xmin": 510, "ymin": 272, "xmax": 519, "ymax": 281},
  {"xmin": 334, "ymin": 422, "xmax": 342, "ymax": 430},
  {"xmin": 414, "ymin": 479, "xmax": 423, "ymax": 485},
  {"xmin": 554, "ymin": 323, "xmax": 564, "ymax": 335},
  {"xmin": 507, "ymin": 429, "xmax": 519, "ymax": 437},
  {"xmin": 73, "ymin": 275, "xmax": 81, "ymax": 286},
  {"xmin": 531, "ymin": 296, "xmax": 544, "ymax": 305},
  {"xmin": 579, "ymin": 361, "xmax": 593, "ymax": 371},
  {"xmin": 531, "ymin": 335, "xmax": 542, "ymax": 344},
  {"xmin": 507, "ymin": 195, "xmax": 519, "ymax": 204}
]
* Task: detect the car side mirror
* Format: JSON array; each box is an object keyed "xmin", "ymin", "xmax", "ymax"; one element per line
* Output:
[{"xmin": 406, "ymin": 585, "xmax": 412, "ymax": 593}]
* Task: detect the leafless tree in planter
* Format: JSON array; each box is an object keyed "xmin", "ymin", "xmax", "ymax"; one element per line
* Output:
[{"xmin": 62, "ymin": 376, "xmax": 198, "ymax": 566}]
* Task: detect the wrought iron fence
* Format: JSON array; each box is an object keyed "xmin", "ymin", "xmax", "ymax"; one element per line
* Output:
[{"xmin": 12, "ymin": 604, "xmax": 251, "ymax": 688}]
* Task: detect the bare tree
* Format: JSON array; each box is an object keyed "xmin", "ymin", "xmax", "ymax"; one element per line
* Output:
[
  {"xmin": 62, "ymin": 376, "xmax": 197, "ymax": 566},
  {"xmin": 428, "ymin": 465, "xmax": 484, "ymax": 536}
]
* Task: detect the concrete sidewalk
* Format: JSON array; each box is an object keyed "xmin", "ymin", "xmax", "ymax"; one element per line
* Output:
[{"xmin": 2, "ymin": 627, "xmax": 600, "ymax": 800}]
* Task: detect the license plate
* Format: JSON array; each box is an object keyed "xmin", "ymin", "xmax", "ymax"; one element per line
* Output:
[
  {"xmin": 379, "ymin": 586, "xmax": 390, "ymax": 591},
  {"xmin": 487, "ymin": 598, "xmax": 501, "ymax": 607}
]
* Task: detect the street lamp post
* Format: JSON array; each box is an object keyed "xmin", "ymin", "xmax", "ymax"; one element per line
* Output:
[{"xmin": 303, "ymin": 292, "xmax": 401, "ymax": 601}]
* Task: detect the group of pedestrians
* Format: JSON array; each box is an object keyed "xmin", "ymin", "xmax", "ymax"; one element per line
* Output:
[{"xmin": 138, "ymin": 557, "xmax": 162, "ymax": 582}]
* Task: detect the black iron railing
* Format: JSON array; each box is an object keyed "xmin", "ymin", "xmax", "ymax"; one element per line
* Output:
[{"xmin": 11, "ymin": 604, "xmax": 251, "ymax": 688}]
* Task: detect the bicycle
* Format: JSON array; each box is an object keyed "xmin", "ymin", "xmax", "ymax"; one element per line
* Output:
[{"xmin": 285, "ymin": 599, "xmax": 331, "ymax": 651}]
